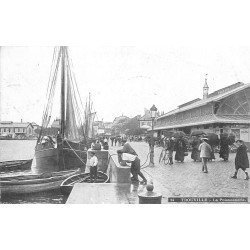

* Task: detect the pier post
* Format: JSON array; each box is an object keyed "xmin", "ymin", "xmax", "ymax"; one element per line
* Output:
[{"xmin": 138, "ymin": 182, "xmax": 162, "ymax": 204}]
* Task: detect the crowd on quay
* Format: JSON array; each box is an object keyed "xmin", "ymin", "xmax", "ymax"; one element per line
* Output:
[
  {"xmin": 155, "ymin": 133, "xmax": 249, "ymax": 180},
  {"xmin": 89, "ymin": 132, "xmax": 249, "ymax": 182}
]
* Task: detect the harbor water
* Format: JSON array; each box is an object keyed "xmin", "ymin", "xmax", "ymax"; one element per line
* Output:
[{"xmin": 0, "ymin": 140, "xmax": 66, "ymax": 204}]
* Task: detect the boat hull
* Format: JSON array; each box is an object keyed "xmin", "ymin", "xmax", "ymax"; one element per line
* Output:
[
  {"xmin": 60, "ymin": 171, "xmax": 109, "ymax": 195},
  {"xmin": 35, "ymin": 146, "xmax": 87, "ymax": 173},
  {"xmin": 0, "ymin": 170, "xmax": 79, "ymax": 195},
  {"xmin": 0, "ymin": 159, "xmax": 32, "ymax": 173}
]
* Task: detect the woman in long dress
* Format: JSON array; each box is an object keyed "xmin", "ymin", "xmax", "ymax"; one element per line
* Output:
[
  {"xmin": 219, "ymin": 136, "xmax": 229, "ymax": 161},
  {"xmin": 191, "ymin": 136, "xmax": 201, "ymax": 162},
  {"xmin": 174, "ymin": 137, "xmax": 187, "ymax": 162},
  {"xmin": 231, "ymin": 140, "xmax": 249, "ymax": 180}
]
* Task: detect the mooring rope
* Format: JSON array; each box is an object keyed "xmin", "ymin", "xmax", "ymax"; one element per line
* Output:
[
  {"xmin": 64, "ymin": 140, "xmax": 86, "ymax": 166},
  {"xmin": 108, "ymin": 151, "xmax": 151, "ymax": 169}
]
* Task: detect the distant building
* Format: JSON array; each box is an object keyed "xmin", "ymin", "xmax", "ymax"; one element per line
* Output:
[
  {"xmin": 139, "ymin": 109, "xmax": 160, "ymax": 136},
  {"xmin": 104, "ymin": 122, "xmax": 112, "ymax": 136},
  {"xmin": 112, "ymin": 115, "xmax": 130, "ymax": 125},
  {"xmin": 0, "ymin": 121, "xmax": 34, "ymax": 138},
  {"xmin": 31, "ymin": 122, "xmax": 39, "ymax": 130},
  {"xmin": 154, "ymin": 81, "xmax": 250, "ymax": 148},
  {"xmin": 93, "ymin": 121, "xmax": 105, "ymax": 136},
  {"xmin": 139, "ymin": 109, "xmax": 153, "ymax": 130},
  {"xmin": 51, "ymin": 118, "xmax": 61, "ymax": 129}
]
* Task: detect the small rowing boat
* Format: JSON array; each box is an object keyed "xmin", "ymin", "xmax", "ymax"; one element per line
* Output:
[
  {"xmin": 60, "ymin": 171, "xmax": 109, "ymax": 195},
  {"xmin": 0, "ymin": 159, "xmax": 32, "ymax": 173},
  {"xmin": 0, "ymin": 169, "xmax": 79, "ymax": 195}
]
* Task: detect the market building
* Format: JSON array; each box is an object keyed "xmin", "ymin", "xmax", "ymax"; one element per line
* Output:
[{"xmin": 154, "ymin": 81, "xmax": 250, "ymax": 149}]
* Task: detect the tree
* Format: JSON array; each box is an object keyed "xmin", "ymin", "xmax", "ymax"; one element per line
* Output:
[{"xmin": 123, "ymin": 116, "xmax": 144, "ymax": 136}]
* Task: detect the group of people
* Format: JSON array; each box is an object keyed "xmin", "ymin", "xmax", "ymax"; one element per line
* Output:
[
  {"xmin": 190, "ymin": 136, "xmax": 215, "ymax": 162},
  {"xmin": 198, "ymin": 137, "xmax": 249, "ymax": 180},
  {"xmin": 91, "ymin": 137, "xmax": 109, "ymax": 150},
  {"xmin": 159, "ymin": 134, "xmax": 249, "ymax": 180},
  {"xmin": 110, "ymin": 136, "xmax": 123, "ymax": 147},
  {"xmin": 190, "ymin": 135, "xmax": 230, "ymax": 162},
  {"xmin": 160, "ymin": 136, "xmax": 188, "ymax": 164},
  {"xmin": 89, "ymin": 133, "xmax": 249, "ymax": 183}
]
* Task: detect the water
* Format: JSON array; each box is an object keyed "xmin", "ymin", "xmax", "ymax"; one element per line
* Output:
[{"xmin": 0, "ymin": 140, "xmax": 66, "ymax": 204}]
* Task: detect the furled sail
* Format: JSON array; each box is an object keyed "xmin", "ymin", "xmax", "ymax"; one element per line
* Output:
[
  {"xmin": 37, "ymin": 47, "xmax": 86, "ymax": 143},
  {"xmin": 35, "ymin": 46, "xmax": 89, "ymax": 173},
  {"xmin": 87, "ymin": 112, "xmax": 96, "ymax": 138}
]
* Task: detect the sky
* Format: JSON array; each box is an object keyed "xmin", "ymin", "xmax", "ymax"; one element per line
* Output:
[{"xmin": 1, "ymin": 46, "xmax": 250, "ymax": 124}]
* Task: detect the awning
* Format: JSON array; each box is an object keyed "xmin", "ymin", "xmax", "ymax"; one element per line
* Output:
[{"xmin": 154, "ymin": 114, "xmax": 250, "ymax": 130}]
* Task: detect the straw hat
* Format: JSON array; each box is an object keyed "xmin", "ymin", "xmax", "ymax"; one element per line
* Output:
[{"xmin": 201, "ymin": 137, "xmax": 208, "ymax": 141}]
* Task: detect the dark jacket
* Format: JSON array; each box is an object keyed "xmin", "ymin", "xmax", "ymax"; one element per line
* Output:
[
  {"xmin": 121, "ymin": 142, "xmax": 138, "ymax": 156},
  {"xmin": 166, "ymin": 139, "xmax": 175, "ymax": 151},
  {"xmin": 235, "ymin": 144, "xmax": 249, "ymax": 170}
]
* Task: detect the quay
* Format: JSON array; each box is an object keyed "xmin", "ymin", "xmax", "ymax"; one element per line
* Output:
[
  {"xmin": 66, "ymin": 142, "xmax": 249, "ymax": 204},
  {"xmin": 67, "ymin": 183, "xmax": 144, "ymax": 204},
  {"xmin": 66, "ymin": 147, "xmax": 166, "ymax": 204}
]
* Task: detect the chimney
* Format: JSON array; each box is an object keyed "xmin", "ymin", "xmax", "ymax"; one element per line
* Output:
[
  {"xmin": 21, "ymin": 119, "xmax": 23, "ymax": 123},
  {"xmin": 203, "ymin": 74, "xmax": 209, "ymax": 99}
]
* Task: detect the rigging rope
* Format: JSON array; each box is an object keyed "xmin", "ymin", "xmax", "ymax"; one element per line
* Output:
[{"xmin": 64, "ymin": 139, "xmax": 86, "ymax": 166}]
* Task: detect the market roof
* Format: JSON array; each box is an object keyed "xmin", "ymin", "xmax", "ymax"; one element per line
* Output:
[
  {"xmin": 157, "ymin": 82, "xmax": 250, "ymax": 120},
  {"xmin": 154, "ymin": 114, "xmax": 250, "ymax": 130}
]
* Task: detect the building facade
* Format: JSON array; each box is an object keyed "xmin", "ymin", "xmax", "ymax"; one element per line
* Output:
[
  {"xmin": 154, "ymin": 82, "xmax": 250, "ymax": 148},
  {"xmin": 139, "ymin": 109, "xmax": 153, "ymax": 130},
  {"xmin": 0, "ymin": 121, "xmax": 34, "ymax": 138}
]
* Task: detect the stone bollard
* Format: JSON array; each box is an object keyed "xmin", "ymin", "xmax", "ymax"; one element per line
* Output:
[{"xmin": 138, "ymin": 182, "xmax": 162, "ymax": 204}]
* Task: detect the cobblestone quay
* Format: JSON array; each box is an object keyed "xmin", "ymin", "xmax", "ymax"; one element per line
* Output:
[{"xmin": 111, "ymin": 142, "xmax": 249, "ymax": 204}]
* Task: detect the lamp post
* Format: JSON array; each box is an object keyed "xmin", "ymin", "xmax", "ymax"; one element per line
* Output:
[{"xmin": 149, "ymin": 104, "xmax": 157, "ymax": 167}]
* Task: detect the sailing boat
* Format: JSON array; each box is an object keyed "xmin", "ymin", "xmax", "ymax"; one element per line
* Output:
[{"xmin": 35, "ymin": 47, "xmax": 88, "ymax": 173}]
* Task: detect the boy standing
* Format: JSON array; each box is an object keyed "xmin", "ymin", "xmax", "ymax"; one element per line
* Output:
[
  {"xmin": 199, "ymin": 137, "xmax": 212, "ymax": 173},
  {"xmin": 89, "ymin": 151, "xmax": 98, "ymax": 182},
  {"xmin": 231, "ymin": 140, "xmax": 249, "ymax": 180}
]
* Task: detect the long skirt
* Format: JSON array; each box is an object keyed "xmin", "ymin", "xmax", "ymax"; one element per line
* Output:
[
  {"xmin": 191, "ymin": 148, "xmax": 201, "ymax": 162},
  {"xmin": 209, "ymin": 148, "xmax": 215, "ymax": 161},
  {"xmin": 175, "ymin": 149, "xmax": 185, "ymax": 162},
  {"xmin": 219, "ymin": 145, "xmax": 229, "ymax": 160}
]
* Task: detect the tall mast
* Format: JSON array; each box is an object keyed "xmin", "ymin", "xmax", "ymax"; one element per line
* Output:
[{"xmin": 60, "ymin": 46, "xmax": 66, "ymax": 137}]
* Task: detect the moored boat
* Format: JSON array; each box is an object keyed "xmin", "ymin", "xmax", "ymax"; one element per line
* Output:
[
  {"xmin": 60, "ymin": 171, "xmax": 109, "ymax": 195},
  {"xmin": 0, "ymin": 159, "xmax": 32, "ymax": 173},
  {"xmin": 0, "ymin": 169, "xmax": 79, "ymax": 195},
  {"xmin": 34, "ymin": 47, "xmax": 95, "ymax": 173}
]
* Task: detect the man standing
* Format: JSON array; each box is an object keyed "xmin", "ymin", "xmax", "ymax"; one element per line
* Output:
[
  {"xmin": 148, "ymin": 135, "xmax": 155, "ymax": 165},
  {"xmin": 199, "ymin": 137, "xmax": 212, "ymax": 173}
]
